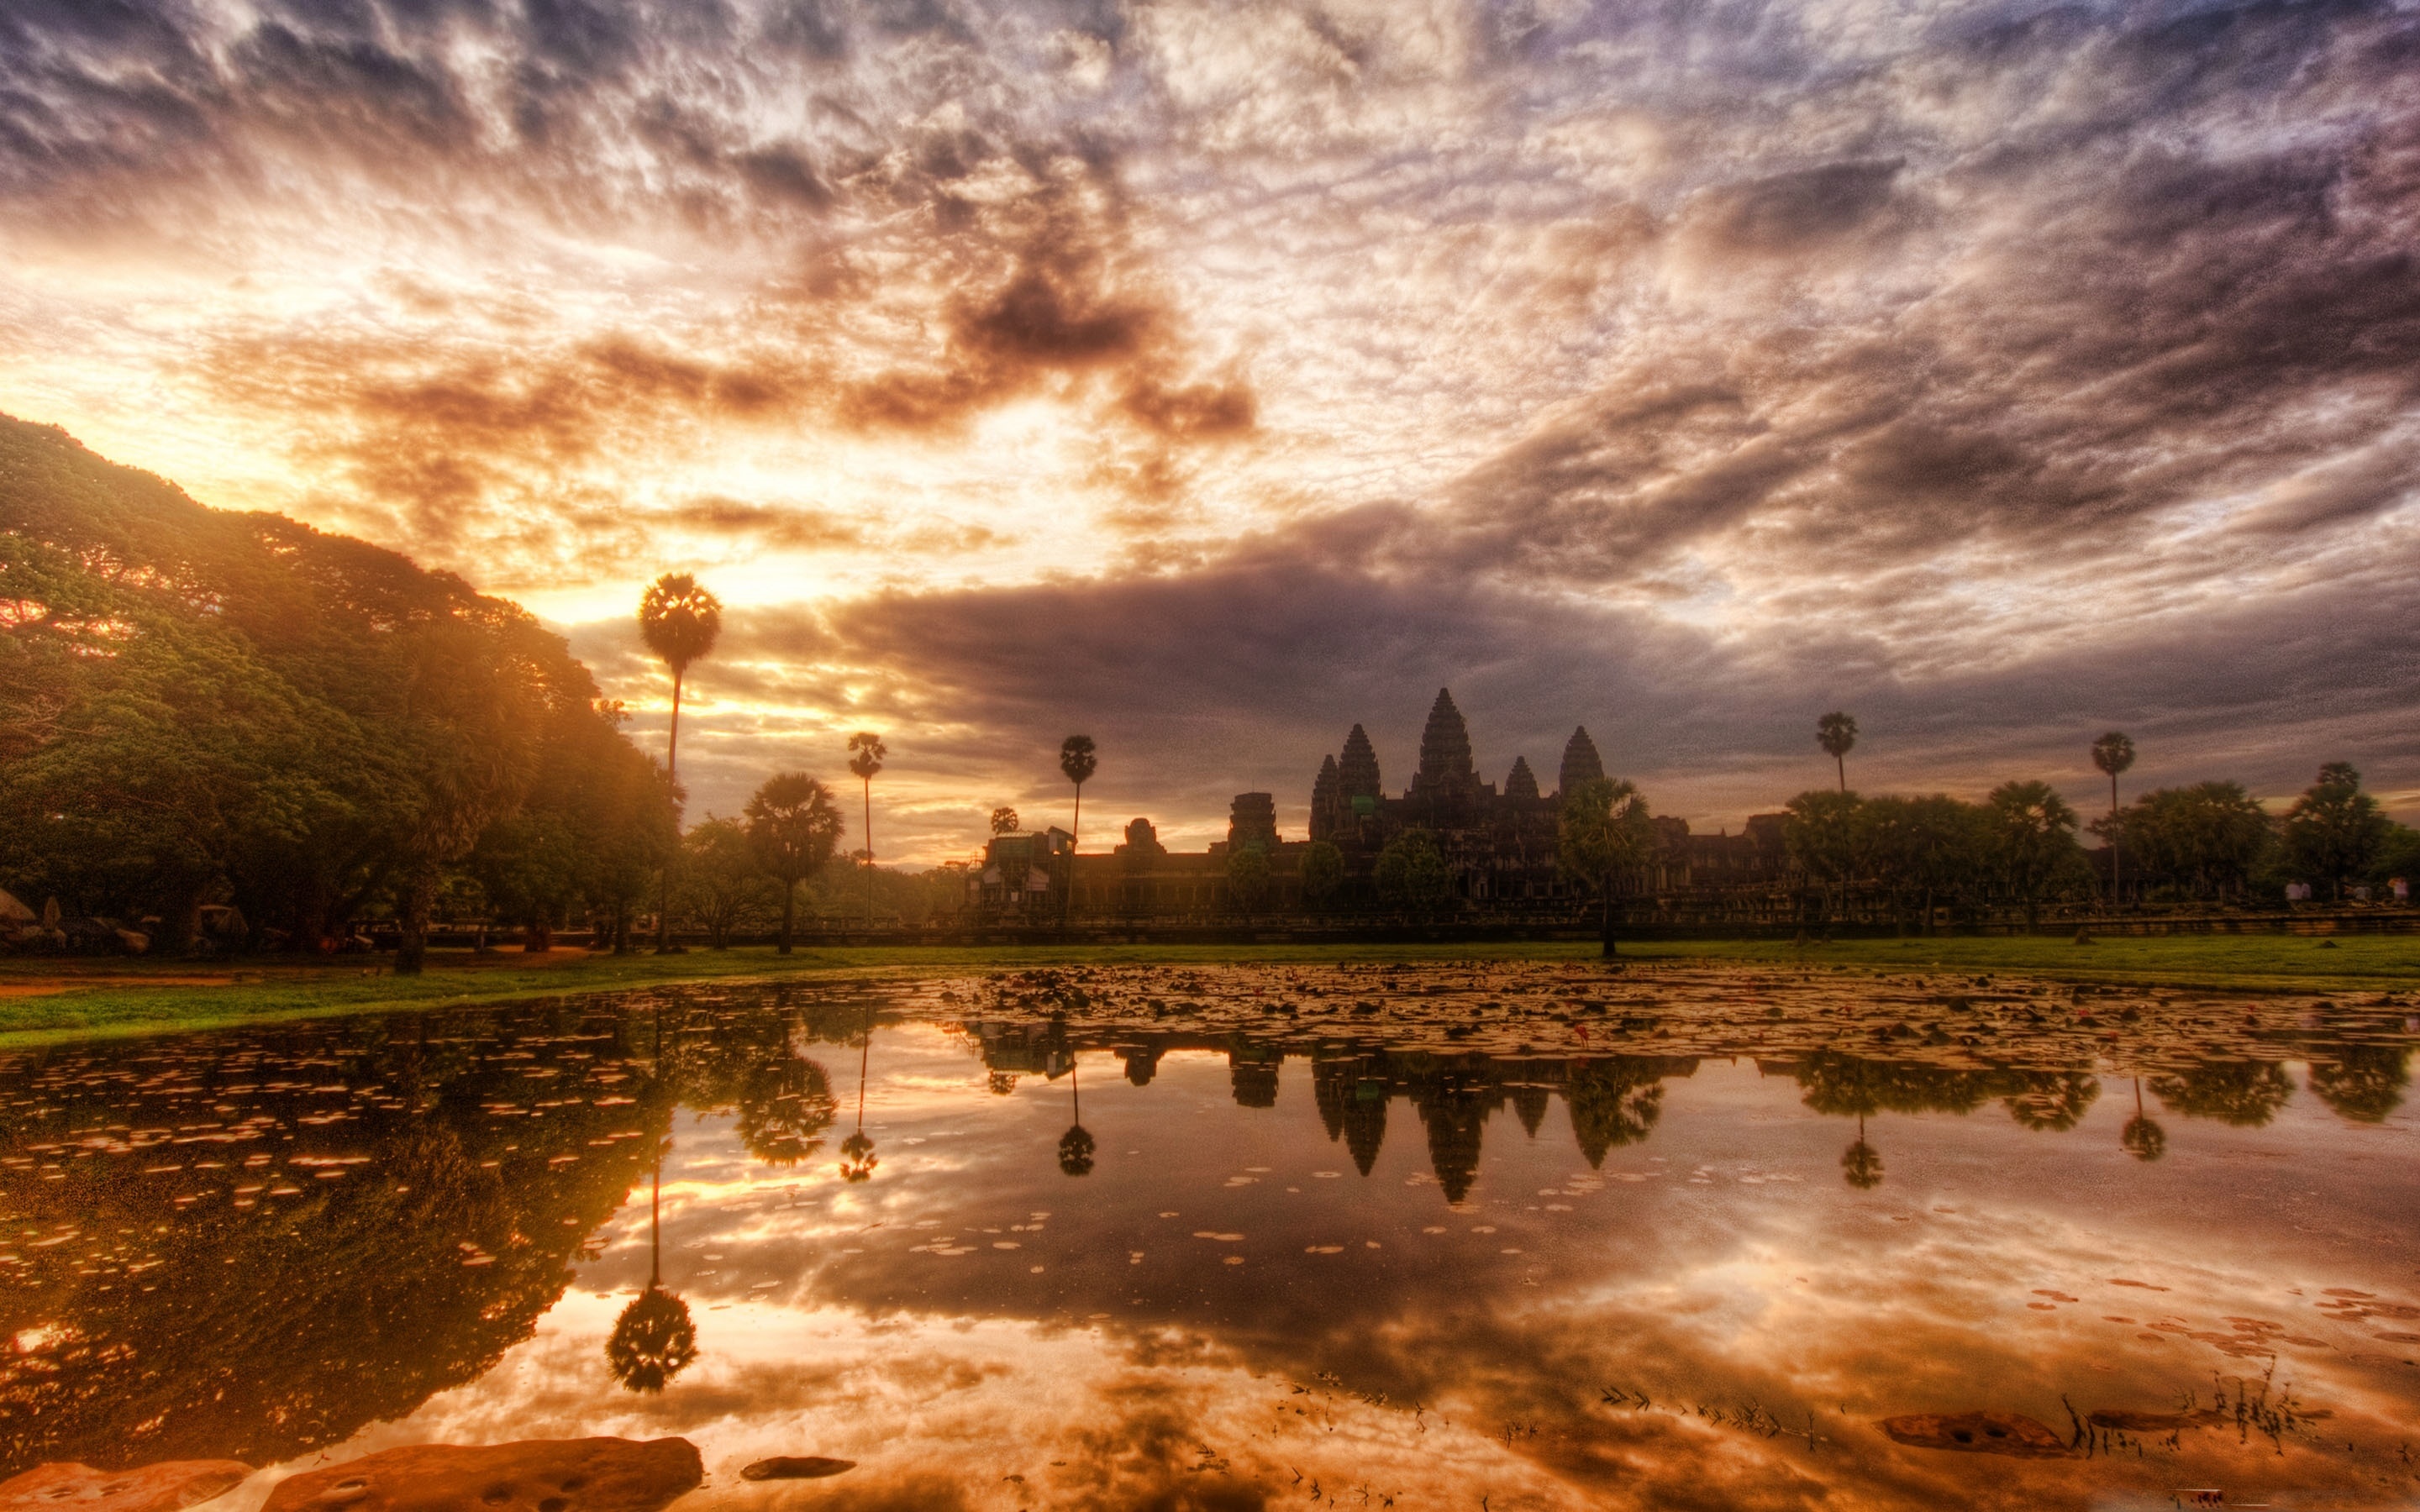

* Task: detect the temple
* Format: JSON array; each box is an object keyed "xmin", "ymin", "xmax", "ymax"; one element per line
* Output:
[{"xmin": 965, "ymin": 687, "xmax": 1788, "ymax": 920}]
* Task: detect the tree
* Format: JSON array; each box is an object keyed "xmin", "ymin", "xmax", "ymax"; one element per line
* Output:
[
  {"xmin": 2282, "ymin": 762, "xmax": 2388, "ymax": 900},
  {"xmin": 2120, "ymin": 1079, "xmax": 2165, "ymax": 1162},
  {"xmin": 671, "ymin": 816, "xmax": 771, "ymax": 948},
  {"xmin": 744, "ymin": 773, "xmax": 843, "ymax": 954},
  {"xmin": 1057, "ymin": 735, "xmax": 1096, "ymax": 923},
  {"xmin": 1783, "ymin": 789, "xmax": 1865, "ymax": 923},
  {"xmin": 1556, "ymin": 778, "xmax": 1655, "ymax": 956},
  {"xmin": 2091, "ymin": 732, "xmax": 2136, "ymax": 902},
  {"xmin": 1861, "ymin": 795, "xmax": 1984, "ymax": 933},
  {"xmin": 1225, "ymin": 843, "xmax": 1271, "ymax": 912},
  {"xmin": 989, "ymin": 806, "xmax": 1021, "ymax": 836},
  {"xmin": 1057, "ymin": 1063, "xmax": 1094, "ymax": 1177},
  {"xmin": 1817, "ymin": 711, "xmax": 1858, "ymax": 792},
  {"xmin": 638, "ymin": 574, "xmax": 721, "ymax": 951},
  {"xmin": 847, "ymin": 732, "xmax": 887, "ymax": 925},
  {"xmin": 2151, "ymin": 1059, "xmax": 2293, "ymax": 1126},
  {"xmin": 1376, "ymin": 827, "xmax": 1456, "ymax": 918},
  {"xmin": 1298, "ymin": 839, "xmax": 1344, "ymax": 910},
  {"xmin": 2107, "ymin": 782, "xmax": 2272, "ymax": 900},
  {"xmin": 1986, "ymin": 779, "xmax": 2083, "ymax": 928}
]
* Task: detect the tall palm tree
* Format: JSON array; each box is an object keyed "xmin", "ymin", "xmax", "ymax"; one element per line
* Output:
[
  {"xmin": 2092, "ymin": 732, "xmax": 2136, "ymax": 905},
  {"xmin": 1058, "ymin": 735, "xmax": 1097, "ymax": 923},
  {"xmin": 840, "ymin": 1010, "xmax": 877, "ymax": 1183},
  {"xmin": 607, "ymin": 1137, "xmax": 699, "ymax": 1393},
  {"xmin": 1841, "ymin": 1113, "xmax": 1884, "ymax": 1189},
  {"xmin": 1058, "ymin": 1060, "xmax": 1095, "ymax": 1177},
  {"xmin": 1817, "ymin": 711, "xmax": 1858, "ymax": 793},
  {"xmin": 639, "ymin": 574, "xmax": 723, "ymax": 951},
  {"xmin": 847, "ymin": 732, "xmax": 887, "ymax": 927}
]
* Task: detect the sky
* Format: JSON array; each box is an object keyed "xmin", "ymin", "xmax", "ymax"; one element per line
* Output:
[{"xmin": 3, "ymin": 0, "xmax": 2417, "ymax": 864}]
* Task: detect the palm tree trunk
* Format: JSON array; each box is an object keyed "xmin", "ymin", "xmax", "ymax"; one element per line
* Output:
[
  {"xmin": 1836, "ymin": 754, "xmax": 1845, "ymax": 793},
  {"xmin": 656, "ymin": 666, "xmax": 684, "ymax": 953},
  {"xmin": 779, "ymin": 880, "xmax": 796, "ymax": 956},
  {"xmin": 1601, "ymin": 886, "xmax": 1618, "ymax": 958},
  {"xmin": 2108, "ymin": 772, "xmax": 2121, "ymax": 906},
  {"xmin": 863, "ymin": 778, "xmax": 876, "ymax": 927}
]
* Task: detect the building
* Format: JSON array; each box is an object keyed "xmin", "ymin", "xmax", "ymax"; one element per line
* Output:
[{"xmin": 960, "ymin": 687, "xmax": 1791, "ymax": 920}]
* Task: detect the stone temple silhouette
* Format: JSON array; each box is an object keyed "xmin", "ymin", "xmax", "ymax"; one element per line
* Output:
[{"xmin": 966, "ymin": 686, "xmax": 1786, "ymax": 918}]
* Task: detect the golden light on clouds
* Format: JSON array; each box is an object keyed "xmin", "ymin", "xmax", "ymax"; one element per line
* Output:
[{"xmin": 3, "ymin": 0, "xmax": 2417, "ymax": 857}]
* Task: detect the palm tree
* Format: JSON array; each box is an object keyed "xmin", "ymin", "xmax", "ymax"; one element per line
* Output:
[
  {"xmin": 2092, "ymin": 732, "xmax": 2136, "ymax": 904},
  {"xmin": 847, "ymin": 732, "xmax": 887, "ymax": 927},
  {"xmin": 840, "ymin": 1011, "xmax": 877, "ymax": 1183},
  {"xmin": 607, "ymin": 1138, "xmax": 699, "ymax": 1393},
  {"xmin": 990, "ymin": 806, "xmax": 1021, "ymax": 836},
  {"xmin": 744, "ymin": 772, "xmax": 844, "ymax": 954},
  {"xmin": 2120, "ymin": 1077, "xmax": 2165, "ymax": 1162},
  {"xmin": 1818, "ymin": 711, "xmax": 1858, "ymax": 793},
  {"xmin": 1841, "ymin": 1115, "xmax": 1884, "ymax": 1189},
  {"xmin": 639, "ymin": 574, "xmax": 723, "ymax": 951},
  {"xmin": 1058, "ymin": 1059, "xmax": 1095, "ymax": 1177},
  {"xmin": 1058, "ymin": 735, "xmax": 1097, "ymax": 923}
]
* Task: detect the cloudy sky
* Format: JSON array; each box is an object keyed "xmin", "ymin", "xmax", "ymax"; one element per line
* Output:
[{"xmin": 3, "ymin": 0, "xmax": 2416, "ymax": 861}]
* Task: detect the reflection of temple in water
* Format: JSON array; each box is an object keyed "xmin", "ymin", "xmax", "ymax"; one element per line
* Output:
[{"xmin": 962, "ymin": 1023, "xmax": 1697, "ymax": 1201}]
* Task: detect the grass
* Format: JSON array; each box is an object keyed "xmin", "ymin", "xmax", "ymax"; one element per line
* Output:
[{"xmin": 1, "ymin": 932, "xmax": 2411, "ymax": 1047}]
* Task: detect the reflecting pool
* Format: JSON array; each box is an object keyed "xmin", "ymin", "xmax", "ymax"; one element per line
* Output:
[{"xmin": 3, "ymin": 960, "xmax": 2417, "ymax": 1509}]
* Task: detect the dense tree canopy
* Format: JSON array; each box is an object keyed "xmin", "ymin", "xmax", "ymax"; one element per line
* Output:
[{"xmin": 0, "ymin": 417, "xmax": 671, "ymax": 952}]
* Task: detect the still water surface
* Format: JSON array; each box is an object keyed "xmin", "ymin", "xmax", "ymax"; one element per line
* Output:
[{"xmin": 3, "ymin": 962, "xmax": 2417, "ymax": 1509}]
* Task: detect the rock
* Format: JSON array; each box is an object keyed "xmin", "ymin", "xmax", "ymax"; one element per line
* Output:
[
  {"xmin": 0, "ymin": 1460, "xmax": 253, "ymax": 1511},
  {"xmin": 1879, "ymin": 1412, "xmax": 2070, "ymax": 1457},
  {"xmin": 261, "ymin": 1438, "xmax": 701, "ymax": 1512},
  {"xmin": 739, "ymin": 1457, "xmax": 855, "ymax": 1482}
]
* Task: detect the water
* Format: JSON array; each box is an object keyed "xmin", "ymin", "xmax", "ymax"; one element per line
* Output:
[{"xmin": 3, "ymin": 961, "xmax": 2416, "ymax": 1509}]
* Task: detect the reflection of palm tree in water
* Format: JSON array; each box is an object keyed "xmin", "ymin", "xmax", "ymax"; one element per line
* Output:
[
  {"xmin": 2120, "ymin": 1077, "xmax": 2166, "ymax": 1161},
  {"xmin": 1841, "ymin": 1113, "xmax": 1884, "ymax": 1189},
  {"xmin": 840, "ymin": 1013, "xmax": 877, "ymax": 1183},
  {"xmin": 1058, "ymin": 1060, "xmax": 1096, "ymax": 1177},
  {"xmin": 607, "ymin": 1139, "xmax": 698, "ymax": 1393}
]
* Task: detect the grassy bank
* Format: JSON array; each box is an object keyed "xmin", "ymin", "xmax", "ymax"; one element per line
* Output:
[{"xmin": 1, "ymin": 933, "xmax": 2410, "ymax": 1047}]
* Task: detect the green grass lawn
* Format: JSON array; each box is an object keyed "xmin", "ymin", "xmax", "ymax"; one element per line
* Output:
[{"xmin": 1, "ymin": 932, "xmax": 2410, "ymax": 1047}]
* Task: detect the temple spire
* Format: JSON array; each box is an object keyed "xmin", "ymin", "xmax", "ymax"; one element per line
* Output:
[
  {"xmin": 1339, "ymin": 723, "xmax": 1381, "ymax": 801},
  {"xmin": 1415, "ymin": 687, "xmax": 1475, "ymax": 792},
  {"xmin": 1559, "ymin": 726, "xmax": 1604, "ymax": 796},
  {"xmin": 1505, "ymin": 754, "xmax": 1539, "ymax": 801}
]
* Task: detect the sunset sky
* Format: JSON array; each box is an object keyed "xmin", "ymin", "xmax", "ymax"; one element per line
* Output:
[{"xmin": 4, "ymin": 0, "xmax": 2416, "ymax": 863}]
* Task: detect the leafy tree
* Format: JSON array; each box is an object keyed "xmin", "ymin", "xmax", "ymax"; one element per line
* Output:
[
  {"xmin": 1783, "ymin": 788, "xmax": 1864, "ymax": 927},
  {"xmin": 2282, "ymin": 762, "xmax": 2388, "ymax": 900},
  {"xmin": 2150, "ymin": 1060, "xmax": 2294, "ymax": 1127},
  {"xmin": 1817, "ymin": 711, "xmax": 1858, "ymax": 791},
  {"xmin": 1298, "ymin": 839, "xmax": 1344, "ymax": 909},
  {"xmin": 846, "ymin": 732, "xmax": 886, "ymax": 924},
  {"xmin": 990, "ymin": 806, "xmax": 1021, "ymax": 836},
  {"xmin": 2369, "ymin": 823, "xmax": 2420, "ymax": 895},
  {"xmin": 671, "ymin": 815, "xmax": 771, "ymax": 948},
  {"xmin": 1986, "ymin": 779, "xmax": 2084, "ymax": 928},
  {"xmin": 1225, "ymin": 843, "xmax": 1271, "ymax": 912},
  {"xmin": 1860, "ymin": 794, "xmax": 1984, "ymax": 932},
  {"xmin": 2091, "ymin": 732, "xmax": 2136, "ymax": 900},
  {"xmin": 1565, "ymin": 1058, "xmax": 1669, "ymax": 1166},
  {"xmin": 1376, "ymin": 827, "xmax": 1455, "ymax": 917},
  {"xmin": 1557, "ymin": 779, "xmax": 1654, "ymax": 955},
  {"xmin": 2105, "ymin": 781, "xmax": 2273, "ymax": 900},
  {"xmin": 744, "ymin": 773, "xmax": 844, "ymax": 954},
  {"xmin": 2307, "ymin": 1045, "xmax": 2409, "ymax": 1123}
]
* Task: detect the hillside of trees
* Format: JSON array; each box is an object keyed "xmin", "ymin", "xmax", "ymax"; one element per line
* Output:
[{"xmin": 0, "ymin": 416, "xmax": 686, "ymax": 961}]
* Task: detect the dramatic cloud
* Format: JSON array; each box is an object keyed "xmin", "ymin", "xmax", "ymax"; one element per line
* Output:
[{"xmin": 3, "ymin": 0, "xmax": 2416, "ymax": 855}]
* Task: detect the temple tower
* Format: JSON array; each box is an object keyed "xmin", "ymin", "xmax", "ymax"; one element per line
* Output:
[
  {"xmin": 1504, "ymin": 754, "xmax": 1540, "ymax": 801},
  {"xmin": 1413, "ymin": 688, "xmax": 1476, "ymax": 795},
  {"xmin": 1309, "ymin": 754, "xmax": 1343, "ymax": 841},
  {"xmin": 1339, "ymin": 724, "xmax": 1381, "ymax": 801},
  {"xmin": 1228, "ymin": 792, "xmax": 1278, "ymax": 853},
  {"xmin": 1559, "ymin": 726, "xmax": 1605, "ymax": 796}
]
